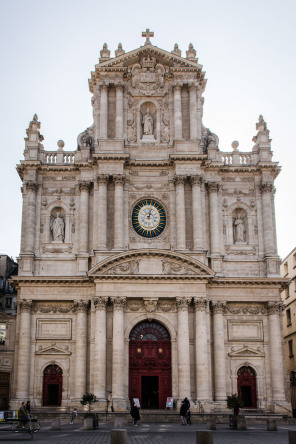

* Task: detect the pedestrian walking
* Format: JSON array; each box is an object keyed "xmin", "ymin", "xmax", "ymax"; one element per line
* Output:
[
  {"xmin": 130, "ymin": 401, "xmax": 140, "ymax": 426},
  {"xmin": 186, "ymin": 408, "xmax": 191, "ymax": 425},
  {"xmin": 70, "ymin": 408, "xmax": 77, "ymax": 424},
  {"xmin": 19, "ymin": 402, "xmax": 29, "ymax": 427},
  {"xmin": 180, "ymin": 401, "xmax": 187, "ymax": 425}
]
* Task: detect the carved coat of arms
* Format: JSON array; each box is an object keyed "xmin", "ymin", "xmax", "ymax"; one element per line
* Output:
[{"xmin": 131, "ymin": 56, "xmax": 165, "ymax": 94}]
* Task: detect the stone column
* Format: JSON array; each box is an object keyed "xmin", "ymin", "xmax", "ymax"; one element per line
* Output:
[
  {"xmin": 115, "ymin": 84, "xmax": 124, "ymax": 138},
  {"xmin": 111, "ymin": 297, "xmax": 126, "ymax": 402},
  {"xmin": 97, "ymin": 175, "xmax": 109, "ymax": 250},
  {"xmin": 261, "ymin": 182, "xmax": 275, "ymax": 255},
  {"xmin": 208, "ymin": 183, "xmax": 220, "ymax": 255},
  {"xmin": 94, "ymin": 297, "xmax": 108, "ymax": 400},
  {"xmin": 99, "ymin": 83, "xmax": 108, "ymax": 139},
  {"xmin": 174, "ymin": 175, "xmax": 186, "ymax": 250},
  {"xmin": 113, "ymin": 175, "xmax": 125, "ymax": 250},
  {"xmin": 74, "ymin": 300, "xmax": 89, "ymax": 400},
  {"xmin": 212, "ymin": 301, "xmax": 226, "ymax": 401},
  {"xmin": 15, "ymin": 300, "xmax": 32, "ymax": 400},
  {"xmin": 24, "ymin": 181, "xmax": 38, "ymax": 253},
  {"xmin": 189, "ymin": 84, "xmax": 198, "ymax": 140},
  {"xmin": 194, "ymin": 298, "xmax": 210, "ymax": 401},
  {"xmin": 79, "ymin": 181, "xmax": 92, "ymax": 253},
  {"xmin": 191, "ymin": 175, "xmax": 203, "ymax": 250},
  {"xmin": 174, "ymin": 85, "xmax": 182, "ymax": 139},
  {"xmin": 267, "ymin": 302, "xmax": 286, "ymax": 401},
  {"xmin": 176, "ymin": 297, "xmax": 191, "ymax": 400}
]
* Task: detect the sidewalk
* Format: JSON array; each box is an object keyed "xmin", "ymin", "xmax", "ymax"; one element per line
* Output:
[{"xmin": 1, "ymin": 420, "xmax": 296, "ymax": 443}]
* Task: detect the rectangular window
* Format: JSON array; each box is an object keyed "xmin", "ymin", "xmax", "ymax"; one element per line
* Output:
[
  {"xmin": 289, "ymin": 339, "xmax": 294, "ymax": 358},
  {"xmin": 283, "ymin": 262, "xmax": 288, "ymax": 277},
  {"xmin": 0, "ymin": 323, "xmax": 6, "ymax": 345},
  {"xmin": 5, "ymin": 298, "xmax": 12, "ymax": 308},
  {"xmin": 287, "ymin": 309, "xmax": 292, "ymax": 326}
]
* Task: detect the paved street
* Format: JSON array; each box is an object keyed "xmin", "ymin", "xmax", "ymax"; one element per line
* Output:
[{"xmin": 1, "ymin": 421, "xmax": 296, "ymax": 444}]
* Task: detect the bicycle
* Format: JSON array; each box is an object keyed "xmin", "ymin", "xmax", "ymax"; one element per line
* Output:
[{"xmin": 12, "ymin": 416, "xmax": 40, "ymax": 434}]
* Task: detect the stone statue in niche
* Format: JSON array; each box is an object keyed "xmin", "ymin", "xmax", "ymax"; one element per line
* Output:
[
  {"xmin": 142, "ymin": 109, "xmax": 153, "ymax": 135},
  {"xmin": 234, "ymin": 214, "xmax": 246, "ymax": 243},
  {"xmin": 51, "ymin": 212, "xmax": 65, "ymax": 243}
]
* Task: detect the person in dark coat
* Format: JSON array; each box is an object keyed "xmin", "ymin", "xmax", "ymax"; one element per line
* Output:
[
  {"xmin": 183, "ymin": 397, "xmax": 190, "ymax": 410},
  {"xmin": 180, "ymin": 401, "xmax": 187, "ymax": 425},
  {"xmin": 130, "ymin": 401, "xmax": 140, "ymax": 426}
]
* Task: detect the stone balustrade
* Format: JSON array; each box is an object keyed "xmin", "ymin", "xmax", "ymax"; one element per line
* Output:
[{"xmin": 45, "ymin": 152, "xmax": 75, "ymax": 164}]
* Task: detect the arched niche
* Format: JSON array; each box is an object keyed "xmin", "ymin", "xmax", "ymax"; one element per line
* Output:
[
  {"xmin": 42, "ymin": 200, "xmax": 73, "ymax": 245},
  {"xmin": 232, "ymin": 208, "xmax": 247, "ymax": 244},
  {"xmin": 50, "ymin": 207, "xmax": 66, "ymax": 243}
]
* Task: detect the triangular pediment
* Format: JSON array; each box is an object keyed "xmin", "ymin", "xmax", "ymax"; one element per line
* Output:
[
  {"xmin": 89, "ymin": 250, "xmax": 214, "ymax": 278},
  {"xmin": 35, "ymin": 344, "xmax": 71, "ymax": 355},
  {"xmin": 228, "ymin": 346, "xmax": 265, "ymax": 358}
]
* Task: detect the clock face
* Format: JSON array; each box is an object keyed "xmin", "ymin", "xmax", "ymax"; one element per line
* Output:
[{"xmin": 132, "ymin": 199, "xmax": 166, "ymax": 238}]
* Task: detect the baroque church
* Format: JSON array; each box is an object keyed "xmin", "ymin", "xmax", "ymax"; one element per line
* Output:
[{"xmin": 11, "ymin": 30, "xmax": 289, "ymax": 412}]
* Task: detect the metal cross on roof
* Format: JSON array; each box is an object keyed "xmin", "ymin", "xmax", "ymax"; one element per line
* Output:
[{"xmin": 142, "ymin": 28, "xmax": 154, "ymax": 46}]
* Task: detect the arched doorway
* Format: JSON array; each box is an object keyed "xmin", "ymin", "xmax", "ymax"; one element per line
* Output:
[
  {"xmin": 129, "ymin": 321, "xmax": 171, "ymax": 409},
  {"xmin": 237, "ymin": 366, "xmax": 257, "ymax": 408},
  {"xmin": 43, "ymin": 364, "xmax": 63, "ymax": 406}
]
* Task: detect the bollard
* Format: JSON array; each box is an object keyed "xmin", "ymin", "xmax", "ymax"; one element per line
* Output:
[
  {"xmin": 289, "ymin": 430, "xmax": 296, "ymax": 444},
  {"xmin": 51, "ymin": 418, "xmax": 60, "ymax": 430},
  {"xmin": 267, "ymin": 419, "xmax": 277, "ymax": 431},
  {"xmin": 236, "ymin": 416, "xmax": 246, "ymax": 430},
  {"xmin": 111, "ymin": 428, "xmax": 127, "ymax": 444},
  {"xmin": 206, "ymin": 418, "xmax": 216, "ymax": 430},
  {"xmin": 83, "ymin": 417, "xmax": 93, "ymax": 430},
  {"xmin": 196, "ymin": 430, "xmax": 213, "ymax": 444},
  {"xmin": 114, "ymin": 416, "xmax": 124, "ymax": 428}
]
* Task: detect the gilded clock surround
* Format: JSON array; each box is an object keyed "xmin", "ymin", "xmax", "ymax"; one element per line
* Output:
[{"xmin": 132, "ymin": 199, "xmax": 166, "ymax": 238}]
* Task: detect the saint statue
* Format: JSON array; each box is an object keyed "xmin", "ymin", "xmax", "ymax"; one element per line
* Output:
[
  {"xmin": 234, "ymin": 214, "xmax": 245, "ymax": 243},
  {"xmin": 142, "ymin": 109, "xmax": 153, "ymax": 135},
  {"xmin": 51, "ymin": 212, "xmax": 65, "ymax": 242}
]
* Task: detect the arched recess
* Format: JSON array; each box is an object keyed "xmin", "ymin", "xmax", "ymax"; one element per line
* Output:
[
  {"xmin": 42, "ymin": 200, "xmax": 72, "ymax": 244},
  {"xmin": 43, "ymin": 364, "xmax": 63, "ymax": 406},
  {"xmin": 129, "ymin": 320, "xmax": 171, "ymax": 409},
  {"xmin": 136, "ymin": 98, "xmax": 161, "ymax": 142},
  {"xmin": 226, "ymin": 201, "xmax": 255, "ymax": 246},
  {"xmin": 237, "ymin": 365, "xmax": 257, "ymax": 408}
]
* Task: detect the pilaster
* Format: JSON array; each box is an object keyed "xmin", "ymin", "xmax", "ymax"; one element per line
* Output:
[{"xmin": 211, "ymin": 301, "xmax": 226, "ymax": 401}]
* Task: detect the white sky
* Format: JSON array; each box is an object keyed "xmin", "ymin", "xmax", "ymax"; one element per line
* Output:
[{"xmin": 0, "ymin": 0, "xmax": 295, "ymax": 261}]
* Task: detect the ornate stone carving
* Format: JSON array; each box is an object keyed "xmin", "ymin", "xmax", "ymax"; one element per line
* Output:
[
  {"xmin": 25, "ymin": 181, "xmax": 38, "ymax": 193},
  {"xmin": 261, "ymin": 182, "xmax": 274, "ymax": 193},
  {"xmin": 193, "ymin": 298, "xmax": 208, "ymax": 312},
  {"xmin": 162, "ymin": 260, "xmax": 195, "ymax": 275},
  {"xmin": 186, "ymin": 43, "xmax": 197, "ymax": 59},
  {"xmin": 158, "ymin": 300, "xmax": 174, "ymax": 312},
  {"xmin": 100, "ymin": 43, "xmax": 110, "ymax": 59},
  {"xmin": 207, "ymin": 182, "xmax": 219, "ymax": 193},
  {"xmin": 97, "ymin": 175, "xmax": 109, "ymax": 185},
  {"xmin": 50, "ymin": 212, "xmax": 65, "ymax": 243},
  {"xmin": 127, "ymin": 301, "xmax": 142, "ymax": 311},
  {"xmin": 211, "ymin": 301, "xmax": 226, "ymax": 314},
  {"xmin": 77, "ymin": 126, "xmax": 94, "ymax": 150},
  {"xmin": 111, "ymin": 297, "xmax": 126, "ymax": 310},
  {"xmin": 190, "ymin": 175, "xmax": 202, "ymax": 186},
  {"xmin": 144, "ymin": 299, "xmax": 158, "ymax": 313},
  {"xmin": 104, "ymin": 260, "xmax": 139, "ymax": 275},
  {"xmin": 266, "ymin": 301, "xmax": 284, "ymax": 315},
  {"xmin": 233, "ymin": 214, "xmax": 246, "ymax": 243},
  {"xmin": 79, "ymin": 181, "xmax": 92, "ymax": 192},
  {"xmin": 115, "ymin": 43, "xmax": 125, "ymax": 57},
  {"xmin": 176, "ymin": 297, "xmax": 191, "ymax": 311},
  {"xmin": 131, "ymin": 57, "xmax": 165, "ymax": 94},
  {"xmin": 18, "ymin": 299, "xmax": 33, "ymax": 313},
  {"xmin": 160, "ymin": 112, "xmax": 170, "ymax": 143},
  {"xmin": 33, "ymin": 303, "xmax": 74, "ymax": 313},
  {"xmin": 173, "ymin": 175, "xmax": 186, "ymax": 186},
  {"xmin": 73, "ymin": 300, "xmax": 89, "ymax": 313},
  {"xmin": 93, "ymin": 297, "xmax": 108, "ymax": 311},
  {"xmin": 129, "ymin": 170, "xmax": 139, "ymax": 176},
  {"xmin": 127, "ymin": 111, "xmax": 137, "ymax": 143},
  {"xmin": 113, "ymin": 175, "xmax": 125, "ymax": 186},
  {"xmin": 226, "ymin": 304, "xmax": 266, "ymax": 315},
  {"xmin": 172, "ymin": 43, "xmax": 181, "ymax": 56}
]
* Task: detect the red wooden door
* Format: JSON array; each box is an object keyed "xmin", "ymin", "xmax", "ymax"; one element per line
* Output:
[
  {"xmin": 129, "ymin": 322, "xmax": 171, "ymax": 409},
  {"xmin": 237, "ymin": 366, "xmax": 257, "ymax": 408},
  {"xmin": 43, "ymin": 365, "xmax": 63, "ymax": 406}
]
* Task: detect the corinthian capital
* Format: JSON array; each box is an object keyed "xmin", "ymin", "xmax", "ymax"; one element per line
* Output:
[
  {"xmin": 17, "ymin": 299, "xmax": 33, "ymax": 313},
  {"xmin": 266, "ymin": 301, "xmax": 284, "ymax": 315},
  {"xmin": 190, "ymin": 175, "xmax": 202, "ymax": 187},
  {"xmin": 97, "ymin": 174, "xmax": 109, "ymax": 185},
  {"xmin": 79, "ymin": 181, "xmax": 93, "ymax": 192},
  {"xmin": 111, "ymin": 296, "xmax": 126, "ymax": 310},
  {"xmin": 193, "ymin": 298, "xmax": 208, "ymax": 312},
  {"xmin": 211, "ymin": 300, "xmax": 226, "ymax": 314},
  {"xmin": 207, "ymin": 182, "xmax": 219, "ymax": 193},
  {"xmin": 176, "ymin": 297, "xmax": 191, "ymax": 311},
  {"xmin": 173, "ymin": 175, "xmax": 186, "ymax": 186},
  {"xmin": 74, "ymin": 299, "xmax": 89, "ymax": 313},
  {"xmin": 25, "ymin": 181, "xmax": 38, "ymax": 193},
  {"xmin": 93, "ymin": 297, "xmax": 108, "ymax": 311},
  {"xmin": 260, "ymin": 182, "xmax": 274, "ymax": 194},
  {"xmin": 113, "ymin": 175, "xmax": 125, "ymax": 186}
]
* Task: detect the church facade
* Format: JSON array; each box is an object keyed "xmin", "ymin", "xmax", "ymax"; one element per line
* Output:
[{"xmin": 11, "ymin": 31, "xmax": 289, "ymax": 412}]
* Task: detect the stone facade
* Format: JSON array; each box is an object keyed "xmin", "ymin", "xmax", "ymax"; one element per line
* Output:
[{"xmin": 11, "ymin": 31, "xmax": 289, "ymax": 413}]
